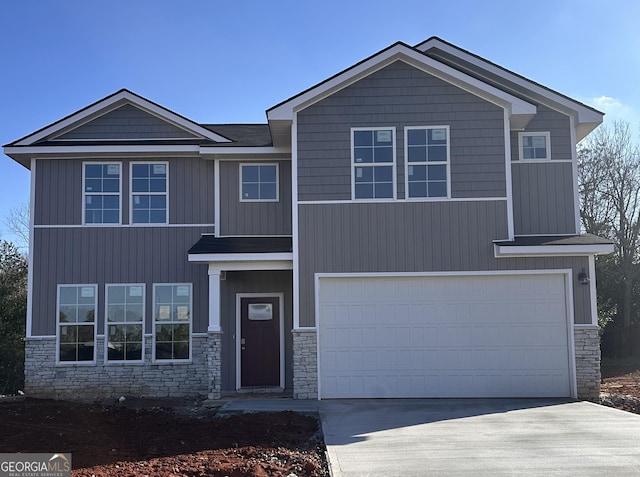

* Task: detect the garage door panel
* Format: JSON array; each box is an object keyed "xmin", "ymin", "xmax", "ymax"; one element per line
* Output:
[{"xmin": 318, "ymin": 274, "xmax": 572, "ymax": 399}]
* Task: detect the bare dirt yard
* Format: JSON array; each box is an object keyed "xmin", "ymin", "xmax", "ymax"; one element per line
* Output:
[
  {"xmin": 0, "ymin": 397, "xmax": 328, "ymax": 476},
  {"xmin": 600, "ymin": 357, "xmax": 640, "ymax": 414}
]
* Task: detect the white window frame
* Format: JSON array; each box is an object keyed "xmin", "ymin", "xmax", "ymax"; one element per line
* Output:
[
  {"xmin": 82, "ymin": 162, "xmax": 122, "ymax": 225},
  {"xmin": 351, "ymin": 127, "xmax": 397, "ymax": 201},
  {"xmin": 130, "ymin": 161, "xmax": 169, "ymax": 225},
  {"xmin": 518, "ymin": 131, "xmax": 551, "ymax": 161},
  {"xmin": 56, "ymin": 284, "xmax": 98, "ymax": 364},
  {"xmin": 105, "ymin": 284, "xmax": 145, "ymax": 363},
  {"xmin": 152, "ymin": 283, "xmax": 192, "ymax": 362},
  {"xmin": 239, "ymin": 163, "xmax": 280, "ymax": 202},
  {"xmin": 404, "ymin": 125, "xmax": 451, "ymax": 200}
]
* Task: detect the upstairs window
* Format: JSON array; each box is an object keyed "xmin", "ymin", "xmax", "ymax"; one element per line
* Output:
[
  {"xmin": 352, "ymin": 128, "xmax": 396, "ymax": 199},
  {"xmin": 240, "ymin": 164, "xmax": 278, "ymax": 201},
  {"xmin": 84, "ymin": 163, "xmax": 121, "ymax": 224},
  {"xmin": 405, "ymin": 126, "xmax": 449, "ymax": 198},
  {"xmin": 518, "ymin": 132, "xmax": 551, "ymax": 160},
  {"xmin": 131, "ymin": 163, "xmax": 168, "ymax": 224}
]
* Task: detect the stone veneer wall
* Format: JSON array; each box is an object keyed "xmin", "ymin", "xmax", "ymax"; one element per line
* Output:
[
  {"xmin": 24, "ymin": 334, "xmax": 222, "ymax": 400},
  {"xmin": 574, "ymin": 326, "xmax": 601, "ymax": 401},
  {"xmin": 292, "ymin": 329, "xmax": 317, "ymax": 399}
]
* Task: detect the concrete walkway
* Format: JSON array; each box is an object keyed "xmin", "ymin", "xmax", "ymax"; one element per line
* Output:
[{"xmin": 218, "ymin": 398, "xmax": 640, "ymax": 476}]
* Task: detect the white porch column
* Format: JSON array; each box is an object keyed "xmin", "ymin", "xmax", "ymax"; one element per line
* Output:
[{"xmin": 208, "ymin": 267, "xmax": 222, "ymax": 332}]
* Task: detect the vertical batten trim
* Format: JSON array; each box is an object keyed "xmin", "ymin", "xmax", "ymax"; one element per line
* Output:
[
  {"xmin": 504, "ymin": 109, "xmax": 515, "ymax": 240},
  {"xmin": 588, "ymin": 254, "xmax": 598, "ymax": 327},
  {"xmin": 26, "ymin": 158, "xmax": 36, "ymax": 337},
  {"xmin": 291, "ymin": 117, "xmax": 300, "ymax": 329},
  {"xmin": 570, "ymin": 115, "xmax": 581, "ymax": 234},
  {"xmin": 214, "ymin": 159, "xmax": 220, "ymax": 236}
]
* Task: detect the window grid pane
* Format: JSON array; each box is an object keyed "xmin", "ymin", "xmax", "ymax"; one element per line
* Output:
[
  {"xmin": 154, "ymin": 285, "xmax": 191, "ymax": 360},
  {"xmin": 131, "ymin": 163, "xmax": 168, "ymax": 224},
  {"xmin": 406, "ymin": 127, "xmax": 448, "ymax": 198},
  {"xmin": 84, "ymin": 164, "xmax": 120, "ymax": 224},
  {"xmin": 353, "ymin": 129, "xmax": 394, "ymax": 199},
  {"xmin": 58, "ymin": 286, "xmax": 96, "ymax": 362},
  {"xmin": 241, "ymin": 165, "xmax": 278, "ymax": 200}
]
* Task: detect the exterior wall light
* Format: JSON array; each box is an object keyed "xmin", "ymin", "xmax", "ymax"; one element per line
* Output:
[{"xmin": 578, "ymin": 268, "xmax": 590, "ymax": 285}]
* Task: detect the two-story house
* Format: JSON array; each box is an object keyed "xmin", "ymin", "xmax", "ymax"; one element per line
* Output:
[{"xmin": 4, "ymin": 37, "xmax": 613, "ymax": 401}]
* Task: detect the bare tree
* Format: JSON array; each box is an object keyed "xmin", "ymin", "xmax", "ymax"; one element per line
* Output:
[
  {"xmin": 578, "ymin": 120, "xmax": 640, "ymax": 355},
  {"xmin": 3, "ymin": 203, "xmax": 29, "ymax": 252}
]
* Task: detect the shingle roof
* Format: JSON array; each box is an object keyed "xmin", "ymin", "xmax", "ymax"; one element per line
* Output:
[
  {"xmin": 494, "ymin": 234, "xmax": 613, "ymax": 247},
  {"xmin": 201, "ymin": 124, "xmax": 272, "ymax": 147},
  {"xmin": 188, "ymin": 236, "xmax": 292, "ymax": 254}
]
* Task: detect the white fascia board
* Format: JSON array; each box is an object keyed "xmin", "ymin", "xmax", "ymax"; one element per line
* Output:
[
  {"xmin": 13, "ymin": 90, "xmax": 230, "ymax": 145},
  {"xmin": 188, "ymin": 252, "xmax": 293, "ymax": 264},
  {"xmin": 267, "ymin": 44, "xmax": 536, "ymax": 121},
  {"xmin": 199, "ymin": 146, "xmax": 291, "ymax": 159},
  {"xmin": 416, "ymin": 38, "xmax": 603, "ymax": 139},
  {"xmin": 4, "ymin": 145, "xmax": 202, "ymax": 156},
  {"xmin": 494, "ymin": 243, "xmax": 615, "ymax": 258}
]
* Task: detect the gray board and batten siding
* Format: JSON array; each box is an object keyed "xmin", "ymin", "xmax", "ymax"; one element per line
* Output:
[
  {"xmin": 296, "ymin": 60, "xmax": 507, "ymax": 202},
  {"xmin": 296, "ymin": 201, "xmax": 592, "ymax": 328},
  {"xmin": 219, "ymin": 270, "xmax": 294, "ymax": 391},
  {"xmin": 34, "ymin": 157, "xmax": 215, "ymax": 226},
  {"xmin": 54, "ymin": 104, "xmax": 199, "ymax": 140},
  {"xmin": 30, "ymin": 226, "xmax": 211, "ymax": 336},
  {"xmin": 218, "ymin": 160, "xmax": 292, "ymax": 236}
]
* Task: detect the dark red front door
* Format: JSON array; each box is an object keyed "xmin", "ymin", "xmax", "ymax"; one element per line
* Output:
[{"xmin": 240, "ymin": 296, "xmax": 280, "ymax": 387}]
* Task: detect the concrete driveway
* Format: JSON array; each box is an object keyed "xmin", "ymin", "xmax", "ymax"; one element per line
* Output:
[{"xmin": 319, "ymin": 399, "xmax": 640, "ymax": 477}]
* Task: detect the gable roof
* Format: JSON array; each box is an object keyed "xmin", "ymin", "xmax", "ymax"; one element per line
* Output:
[
  {"xmin": 7, "ymin": 89, "xmax": 231, "ymax": 147},
  {"xmin": 415, "ymin": 37, "xmax": 603, "ymax": 141}
]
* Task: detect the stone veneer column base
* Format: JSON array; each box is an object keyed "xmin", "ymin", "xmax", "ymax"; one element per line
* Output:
[
  {"xmin": 574, "ymin": 326, "xmax": 601, "ymax": 401},
  {"xmin": 206, "ymin": 331, "xmax": 222, "ymax": 400},
  {"xmin": 24, "ymin": 335, "xmax": 212, "ymax": 400},
  {"xmin": 292, "ymin": 329, "xmax": 317, "ymax": 399}
]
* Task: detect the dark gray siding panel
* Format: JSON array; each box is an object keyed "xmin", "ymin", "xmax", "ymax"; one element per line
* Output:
[
  {"xmin": 219, "ymin": 271, "xmax": 293, "ymax": 391},
  {"xmin": 512, "ymin": 162, "xmax": 576, "ymax": 235},
  {"xmin": 31, "ymin": 226, "xmax": 213, "ymax": 336},
  {"xmin": 297, "ymin": 201, "xmax": 592, "ymax": 326},
  {"xmin": 297, "ymin": 61, "xmax": 507, "ymax": 201},
  {"xmin": 219, "ymin": 160, "xmax": 292, "ymax": 236},
  {"xmin": 510, "ymin": 105, "xmax": 572, "ymax": 161},
  {"xmin": 56, "ymin": 104, "xmax": 198, "ymax": 140},
  {"xmin": 34, "ymin": 157, "xmax": 214, "ymax": 226}
]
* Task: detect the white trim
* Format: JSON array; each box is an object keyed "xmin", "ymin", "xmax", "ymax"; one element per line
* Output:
[
  {"xmin": 5, "ymin": 145, "xmax": 203, "ymax": 155},
  {"xmin": 200, "ymin": 146, "xmax": 291, "ymax": 158},
  {"xmin": 351, "ymin": 127, "xmax": 397, "ymax": 201},
  {"xmin": 315, "ymin": 269, "xmax": 577, "ymax": 399},
  {"xmin": 268, "ymin": 44, "xmax": 536, "ymax": 122},
  {"xmin": 588, "ymin": 254, "xmax": 598, "ymax": 327},
  {"xmin": 25, "ymin": 335, "xmax": 56, "ymax": 340},
  {"xmin": 297, "ymin": 197, "xmax": 508, "ymax": 205},
  {"xmin": 214, "ymin": 159, "xmax": 220, "ymax": 236},
  {"xmin": 189, "ymin": 252, "xmax": 293, "ymax": 264},
  {"xmin": 129, "ymin": 161, "xmax": 169, "ymax": 225},
  {"xmin": 151, "ymin": 283, "xmax": 193, "ymax": 363},
  {"xmin": 404, "ymin": 126, "xmax": 450, "ymax": 200},
  {"xmin": 207, "ymin": 268, "xmax": 222, "ymax": 333},
  {"xmin": 82, "ymin": 161, "xmax": 122, "ymax": 225},
  {"xmin": 12, "ymin": 90, "xmax": 230, "ymax": 146},
  {"xmin": 292, "ymin": 116, "xmax": 301, "ymax": 329},
  {"xmin": 512, "ymin": 160, "xmax": 573, "ymax": 164},
  {"xmin": 414, "ymin": 38, "xmax": 602, "ymax": 140},
  {"xmin": 514, "ymin": 233, "xmax": 579, "ymax": 237},
  {"xmin": 517, "ymin": 131, "xmax": 551, "ymax": 161},
  {"xmin": 26, "ymin": 159, "xmax": 36, "ymax": 338},
  {"xmin": 104, "ymin": 284, "xmax": 146, "ymax": 363},
  {"xmin": 197, "ymin": 259, "xmax": 293, "ymax": 272},
  {"xmin": 494, "ymin": 243, "xmax": 615, "ymax": 257},
  {"xmin": 570, "ymin": 115, "xmax": 581, "ymax": 234},
  {"xmin": 56, "ymin": 284, "xmax": 98, "ymax": 365},
  {"xmin": 235, "ymin": 293, "xmax": 285, "ymax": 391},
  {"xmin": 504, "ymin": 110, "xmax": 515, "ymax": 241},
  {"xmin": 34, "ymin": 223, "xmax": 214, "ymax": 229},
  {"xmin": 239, "ymin": 163, "xmax": 280, "ymax": 202}
]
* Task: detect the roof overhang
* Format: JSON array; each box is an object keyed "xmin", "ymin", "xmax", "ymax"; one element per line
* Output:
[
  {"xmin": 494, "ymin": 234, "xmax": 614, "ymax": 258},
  {"xmin": 198, "ymin": 146, "xmax": 291, "ymax": 160},
  {"xmin": 188, "ymin": 252, "xmax": 293, "ymax": 271},
  {"xmin": 267, "ymin": 42, "xmax": 537, "ymax": 143},
  {"xmin": 416, "ymin": 37, "xmax": 604, "ymax": 141},
  {"xmin": 187, "ymin": 235, "xmax": 293, "ymax": 270}
]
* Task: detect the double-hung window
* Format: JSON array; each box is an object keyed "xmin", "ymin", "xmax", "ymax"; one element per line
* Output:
[
  {"xmin": 57, "ymin": 285, "xmax": 97, "ymax": 362},
  {"xmin": 518, "ymin": 132, "xmax": 551, "ymax": 160},
  {"xmin": 405, "ymin": 126, "xmax": 449, "ymax": 198},
  {"xmin": 106, "ymin": 284, "xmax": 144, "ymax": 362},
  {"xmin": 240, "ymin": 164, "xmax": 278, "ymax": 201},
  {"xmin": 352, "ymin": 128, "xmax": 396, "ymax": 199},
  {"xmin": 131, "ymin": 163, "xmax": 168, "ymax": 224},
  {"xmin": 84, "ymin": 163, "xmax": 121, "ymax": 224},
  {"xmin": 153, "ymin": 284, "xmax": 192, "ymax": 361}
]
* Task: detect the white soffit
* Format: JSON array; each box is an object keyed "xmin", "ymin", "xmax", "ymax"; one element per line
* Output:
[{"xmin": 267, "ymin": 43, "xmax": 536, "ymax": 125}]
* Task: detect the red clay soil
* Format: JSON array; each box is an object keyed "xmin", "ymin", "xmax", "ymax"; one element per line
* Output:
[{"xmin": 0, "ymin": 398, "xmax": 328, "ymax": 476}]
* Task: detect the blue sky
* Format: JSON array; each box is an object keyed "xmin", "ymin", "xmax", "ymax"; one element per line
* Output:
[{"xmin": 1, "ymin": 0, "xmax": 639, "ymax": 244}]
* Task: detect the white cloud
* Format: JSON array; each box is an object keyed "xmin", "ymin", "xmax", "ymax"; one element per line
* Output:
[{"xmin": 590, "ymin": 95, "xmax": 640, "ymax": 127}]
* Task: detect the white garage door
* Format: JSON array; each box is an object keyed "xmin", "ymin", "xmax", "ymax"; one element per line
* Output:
[{"xmin": 317, "ymin": 274, "xmax": 572, "ymax": 399}]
